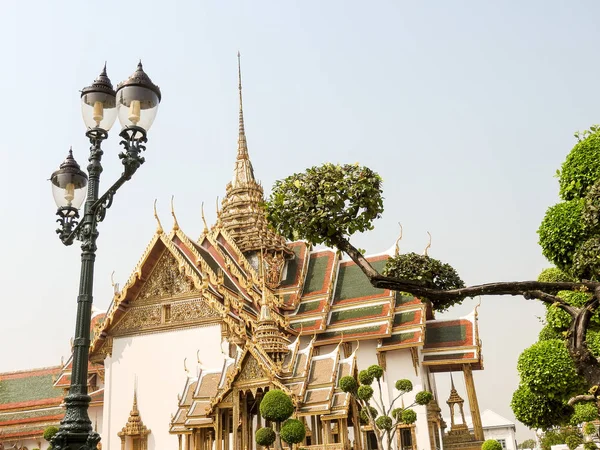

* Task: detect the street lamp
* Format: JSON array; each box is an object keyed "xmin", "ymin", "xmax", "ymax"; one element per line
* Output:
[{"xmin": 50, "ymin": 62, "xmax": 161, "ymax": 450}]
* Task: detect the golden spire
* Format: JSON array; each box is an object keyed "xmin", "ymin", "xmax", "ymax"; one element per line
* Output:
[
  {"xmin": 232, "ymin": 52, "xmax": 255, "ymax": 186},
  {"xmin": 153, "ymin": 199, "xmax": 163, "ymax": 234}
]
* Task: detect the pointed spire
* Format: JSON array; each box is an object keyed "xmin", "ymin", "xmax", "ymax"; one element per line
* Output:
[
  {"xmin": 450, "ymin": 373, "xmax": 456, "ymax": 390},
  {"xmin": 237, "ymin": 51, "xmax": 250, "ymax": 161}
]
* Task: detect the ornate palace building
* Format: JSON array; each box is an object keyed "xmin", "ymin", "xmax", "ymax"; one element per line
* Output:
[{"xmin": 0, "ymin": 59, "xmax": 486, "ymax": 450}]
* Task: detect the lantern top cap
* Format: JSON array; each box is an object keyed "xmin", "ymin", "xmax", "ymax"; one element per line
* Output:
[
  {"xmin": 81, "ymin": 63, "xmax": 116, "ymax": 98},
  {"xmin": 116, "ymin": 61, "xmax": 162, "ymax": 102}
]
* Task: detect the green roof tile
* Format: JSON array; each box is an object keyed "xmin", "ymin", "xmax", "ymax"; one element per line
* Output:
[
  {"xmin": 0, "ymin": 374, "xmax": 63, "ymax": 405},
  {"xmin": 0, "ymin": 407, "xmax": 63, "ymax": 423},
  {"xmin": 393, "ymin": 311, "xmax": 416, "ymax": 327},
  {"xmin": 425, "ymin": 324, "xmax": 467, "ymax": 346},
  {"xmin": 334, "ymin": 260, "xmax": 387, "ymax": 303},
  {"xmin": 290, "ymin": 320, "xmax": 317, "ymax": 330},
  {"xmin": 297, "ymin": 301, "xmax": 322, "ymax": 314},
  {"xmin": 281, "ymin": 244, "xmax": 304, "ymax": 287},
  {"xmin": 304, "ymin": 254, "xmax": 331, "ymax": 295},
  {"xmin": 330, "ymin": 305, "xmax": 384, "ymax": 323}
]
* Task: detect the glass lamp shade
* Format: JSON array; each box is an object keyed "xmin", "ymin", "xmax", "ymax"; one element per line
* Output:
[
  {"xmin": 116, "ymin": 62, "xmax": 161, "ymax": 131},
  {"xmin": 80, "ymin": 65, "xmax": 117, "ymax": 131},
  {"xmin": 51, "ymin": 150, "xmax": 88, "ymax": 210}
]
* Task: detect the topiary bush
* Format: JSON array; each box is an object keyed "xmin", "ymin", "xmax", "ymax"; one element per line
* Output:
[
  {"xmin": 395, "ymin": 379, "xmax": 413, "ymax": 392},
  {"xmin": 280, "ymin": 419, "xmax": 306, "ymax": 445},
  {"xmin": 375, "ymin": 415, "xmax": 393, "ymax": 431},
  {"xmin": 259, "ymin": 390, "xmax": 294, "ymax": 423},
  {"xmin": 357, "ymin": 385, "xmax": 374, "ymax": 401},
  {"xmin": 367, "ymin": 365, "xmax": 384, "ymax": 380},
  {"xmin": 570, "ymin": 401, "xmax": 599, "ymax": 425},
  {"xmin": 359, "ymin": 406, "xmax": 379, "ymax": 425},
  {"xmin": 538, "ymin": 267, "xmax": 575, "ymax": 283},
  {"xmin": 358, "ymin": 370, "xmax": 374, "ymax": 386},
  {"xmin": 400, "ymin": 409, "xmax": 417, "ymax": 424},
  {"xmin": 383, "ymin": 253, "xmax": 465, "ymax": 311},
  {"xmin": 511, "ymin": 384, "xmax": 573, "ymax": 429},
  {"xmin": 415, "ymin": 391, "xmax": 433, "ymax": 405},
  {"xmin": 559, "ymin": 130, "xmax": 600, "ymax": 201},
  {"xmin": 339, "ymin": 375, "xmax": 358, "ymax": 394},
  {"xmin": 572, "ymin": 236, "xmax": 600, "ymax": 280},
  {"xmin": 44, "ymin": 426, "xmax": 59, "ymax": 442},
  {"xmin": 256, "ymin": 427, "xmax": 276, "ymax": 448},
  {"xmin": 538, "ymin": 199, "xmax": 587, "ymax": 270},
  {"xmin": 482, "ymin": 440, "xmax": 503, "ymax": 450}
]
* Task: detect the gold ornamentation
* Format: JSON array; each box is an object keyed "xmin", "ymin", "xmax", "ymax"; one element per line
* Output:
[
  {"xmin": 170, "ymin": 300, "xmax": 220, "ymax": 323},
  {"xmin": 154, "ymin": 199, "xmax": 163, "ymax": 234},
  {"xmin": 112, "ymin": 305, "xmax": 162, "ymax": 334},
  {"xmin": 263, "ymin": 252, "xmax": 285, "ymax": 288},
  {"xmin": 137, "ymin": 251, "xmax": 198, "ymax": 301},
  {"xmin": 237, "ymin": 355, "xmax": 267, "ymax": 383}
]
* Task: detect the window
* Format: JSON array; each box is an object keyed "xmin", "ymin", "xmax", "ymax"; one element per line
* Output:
[
  {"xmin": 496, "ymin": 439, "xmax": 506, "ymax": 449},
  {"xmin": 399, "ymin": 428, "xmax": 413, "ymax": 450}
]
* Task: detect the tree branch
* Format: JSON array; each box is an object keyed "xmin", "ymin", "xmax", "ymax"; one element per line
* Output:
[
  {"xmin": 568, "ymin": 394, "xmax": 596, "ymax": 406},
  {"xmin": 523, "ymin": 291, "xmax": 578, "ymax": 317}
]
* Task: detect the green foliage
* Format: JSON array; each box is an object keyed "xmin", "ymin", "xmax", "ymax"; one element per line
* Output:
[
  {"xmin": 511, "ymin": 384, "xmax": 573, "ymax": 430},
  {"xmin": 572, "ymin": 236, "xmax": 600, "ymax": 280},
  {"xmin": 538, "ymin": 324, "xmax": 564, "ymax": 341},
  {"xmin": 338, "ymin": 376, "xmax": 358, "ymax": 394},
  {"xmin": 482, "ymin": 440, "xmax": 503, "ymax": 450},
  {"xmin": 583, "ymin": 179, "xmax": 600, "ymax": 231},
  {"xmin": 401, "ymin": 409, "xmax": 417, "ymax": 424},
  {"xmin": 566, "ymin": 434, "xmax": 583, "ymax": 450},
  {"xmin": 584, "ymin": 442, "xmax": 598, "ymax": 450},
  {"xmin": 538, "ymin": 267, "xmax": 575, "ymax": 283},
  {"xmin": 357, "ymin": 385, "xmax": 374, "ymax": 401},
  {"xmin": 255, "ymin": 427, "xmax": 276, "ymax": 447},
  {"xmin": 266, "ymin": 163, "xmax": 384, "ymax": 247},
  {"xmin": 367, "ymin": 365, "xmax": 384, "ymax": 380},
  {"xmin": 259, "ymin": 390, "xmax": 294, "ymax": 423},
  {"xmin": 375, "ymin": 415, "xmax": 393, "ymax": 431},
  {"xmin": 395, "ymin": 379, "xmax": 413, "ymax": 392},
  {"xmin": 538, "ymin": 199, "xmax": 587, "ymax": 270},
  {"xmin": 584, "ymin": 422, "xmax": 597, "ymax": 435},
  {"xmin": 559, "ymin": 130, "xmax": 600, "ymax": 201},
  {"xmin": 570, "ymin": 401, "xmax": 599, "ymax": 425},
  {"xmin": 359, "ymin": 406, "xmax": 379, "ymax": 424},
  {"xmin": 415, "ymin": 390, "xmax": 433, "ymax": 405},
  {"xmin": 545, "ymin": 303, "xmax": 572, "ymax": 330},
  {"xmin": 44, "ymin": 426, "xmax": 59, "ymax": 442},
  {"xmin": 358, "ymin": 370, "xmax": 374, "ymax": 386},
  {"xmin": 383, "ymin": 253, "xmax": 465, "ymax": 311},
  {"xmin": 280, "ymin": 419, "xmax": 306, "ymax": 445},
  {"xmin": 517, "ymin": 339, "xmax": 584, "ymax": 398},
  {"xmin": 518, "ymin": 439, "xmax": 536, "ymax": 449}
]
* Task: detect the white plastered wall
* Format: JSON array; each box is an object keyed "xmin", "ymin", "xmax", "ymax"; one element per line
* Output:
[{"xmin": 101, "ymin": 324, "xmax": 224, "ymax": 450}]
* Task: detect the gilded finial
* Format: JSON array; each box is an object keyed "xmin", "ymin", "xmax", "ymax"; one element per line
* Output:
[
  {"xmin": 201, "ymin": 201, "xmax": 209, "ymax": 234},
  {"xmin": 474, "ymin": 297, "xmax": 481, "ymax": 318},
  {"xmin": 394, "ymin": 222, "xmax": 403, "ymax": 256},
  {"xmin": 216, "ymin": 196, "xmax": 220, "ymax": 216},
  {"xmin": 450, "ymin": 373, "xmax": 456, "ymax": 390},
  {"xmin": 153, "ymin": 199, "xmax": 163, "ymax": 234},
  {"xmin": 355, "ymin": 340, "xmax": 360, "ymax": 353},
  {"xmin": 197, "ymin": 349, "xmax": 202, "ymax": 365},
  {"xmin": 423, "ymin": 231, "xmax": 432, "ymax": 256},
  {"xmin": 183, "ymin": 357, "xmax": 189, "ymax": 375},
  {"xmin": 171, "ymin": 195, "xmax": 180, "ymax": 231},
  {"xmin": 60, "ymin": 355, "xmax": 64, "ymax": 366}
]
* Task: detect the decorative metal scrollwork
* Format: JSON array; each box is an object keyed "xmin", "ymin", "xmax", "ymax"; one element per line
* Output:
[
  {"xmin": 95, "ymin": 190, "xmax": 115, "ymax": 223},
  {"xmin": 56, "ymin": 206, "xmax": 80, "ymax": 245},
  {"xmin": 119, "ymin": 126, "xmax": 147, "ymax": 179}
]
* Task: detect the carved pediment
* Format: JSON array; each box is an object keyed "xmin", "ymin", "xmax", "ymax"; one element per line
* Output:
[
  {"xmin": 137, "ymin": 250, "xmax": 199, "ymax": 302},
  {"xmin": 236, "ymin": 354, "xmax": 268, "ymax": 384}
]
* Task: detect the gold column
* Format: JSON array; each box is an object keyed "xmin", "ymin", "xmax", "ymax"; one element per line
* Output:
[
  {"xmin": 463, "ymin": 364, "xmax": 484, "ymax": 441},
  {"xmin": 225, "ymin": 410, "xmax": 231, "ymax": 450},
  {"xmin": 120, "ymin": 437, "xmax": 125, "ymax": 450},
  {"xmin": 179, "ymin": 434, "xmax": 183, "ymax": 450},
  {"xmin": 233, "ymin": 390, "xmax": 240, "ymax": 450},
  {"xmin": 241, "ymin": 392, "xmax": 248, "ymax": 450},
  {"xmin": 216, "ymin": 408, "xmax": 223, "ymax": 450}
]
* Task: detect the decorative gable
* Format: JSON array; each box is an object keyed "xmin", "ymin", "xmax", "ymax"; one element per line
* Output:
[
  {"xmin": 236, "ymin": 354, "xmax": 268, "ymax": 384},
  {"xmin": 136, "ymin": 250, "xmax": 198, "ymax": 302}
]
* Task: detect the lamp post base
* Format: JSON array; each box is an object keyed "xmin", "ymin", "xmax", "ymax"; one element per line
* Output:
[{"xmin": 51, "ymin": 394, "xmax": 101, "ymax": 450}]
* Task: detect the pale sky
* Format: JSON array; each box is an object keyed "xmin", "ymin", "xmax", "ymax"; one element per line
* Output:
[{"xmin": 1, "ymin": 0, "xmax": 598, "ymax": 442}]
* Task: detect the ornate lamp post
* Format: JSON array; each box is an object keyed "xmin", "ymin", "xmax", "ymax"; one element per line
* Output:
[{"xmin": 49, "ymin": 62, "xmax": 161, "ymax": 450}]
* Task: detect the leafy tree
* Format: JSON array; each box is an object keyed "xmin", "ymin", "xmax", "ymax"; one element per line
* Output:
[
  {"xmin": 280, "ymin": 419, "xmax": 306, "ymax": 449},
  {"xmin": 265, "ymin": 127, "xmax": 600, "ymax": 425},
  {"xmin": 482, "ymin": 440, "xmax": 503, "ymax": 450},
  {"xmin": 518, "ymin": 439, "xmax": 536, "ymax": 449},
  {"xmin": 539, "ymin": 427, "xmax": 583, "ymax": 450},
  {"xmin": 256, "ymin": 427, "xmax": 276, "ymax": 449},
  {"xmin": 44, "ymin": 425, "xmax": 58, "ymax": 449},
  {"xmin": 338, "ymin": 363, "xmax": 432, "ymax": 450},
  {"xmin": 258, "ymin": 390, "xmax": 304, "ymax": 450}
]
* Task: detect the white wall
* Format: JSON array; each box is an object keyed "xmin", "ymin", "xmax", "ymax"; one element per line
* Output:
[
  {"xmin": 483, "ymin": 426, "xmax": 517, "ymax": 450},
  {"xmin": 102, "ymin": 325, "xmax": 225, "ymax": 450}
]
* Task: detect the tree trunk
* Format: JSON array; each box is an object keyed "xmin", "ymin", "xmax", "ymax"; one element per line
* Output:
[{"xmin": 274, "ymin": 422, "xmax": 283, "ymax": 450}]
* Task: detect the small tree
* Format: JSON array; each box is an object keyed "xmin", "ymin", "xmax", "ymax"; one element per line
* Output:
[
  {"xmin": 44, "ymin": 426, "xmax": 58, "ymax": 449},
  {"xmin": 258, "ymin": 390, "xmax": 305, "ymax": 450},
  {"xmin": 482, "ymin": 440, "xmax": 503, "ymax": 450},
  {"xmin": 256, "ymin": 427, "xmax": 276, "ymax": 450},
  {"xmin": 566, "ymin": 434, "xmax": 584, "ymax": 450},
  {"xmin": 280, "ymin": 419, "xmax": 306, "ymax": 450},
  {"xmin": 338, "ymin": 364, "xmax": 432, "ymax": 450},
  {"xmin": 518, "ymin": 439, "xmax": 536, "ymax": 449}
]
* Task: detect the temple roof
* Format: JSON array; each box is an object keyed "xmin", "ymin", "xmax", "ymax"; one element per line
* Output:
[{"xmin": 0, "ymin": 366, "xmax": 64, "ymax": 441}]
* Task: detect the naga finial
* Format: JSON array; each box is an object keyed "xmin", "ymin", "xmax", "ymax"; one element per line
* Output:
[
  {"xmin": 423, "ymin": 231, "xmax": 432, "ymax": 256},
  {"xmin": 153, "ymin": 199, "xmax": 164, "ymax": 234},
  {"xmin": 394, "ymin": 222, "xmax": 403, "ymax": 256},
  {"xmin": 171, "ymin": 195, "xmax": 180, "ymax": 231},
  {"xmin": 197, "ymin": 349, "xmax": 202, "ymax": 365},
  {"xmin": 474, "ymin": 297, "xmax": 482, "ymax": 318},
  {"xmin": 183, "ymin": 357, "xmax": 189, "ymax": 375},
  {"xmin": 201, "ymin": 201, "xmax": 209, "ymax": 234}
]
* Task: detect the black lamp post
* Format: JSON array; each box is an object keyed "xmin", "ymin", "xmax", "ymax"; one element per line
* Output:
[{"xmin": 50, "ymin": 62, "xmax": 161, "ymax": 450}]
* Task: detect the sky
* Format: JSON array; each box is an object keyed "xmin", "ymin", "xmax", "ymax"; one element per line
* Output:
[{"xmin": 1, "ymin": 0, "xmax": 598, "ymax": 443}]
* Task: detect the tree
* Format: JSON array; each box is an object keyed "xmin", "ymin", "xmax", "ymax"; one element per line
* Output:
[
  {"xmin": 518, "ymin": 439, "xmax": 536, "ymax": 449},
  {"xmin": 265, "ymin": 128, "xmax": 600, "ymax": 424},
  {"xmin": 279, "ymin": 419, "xmax": 306, "ymax": 449},
  {"xmin": 538, "ymin": 427, "xmax": 583, "ymax": 450},
  {"xmin": 337, "ymin": 363, "xmax": 432, "ymax": 450},
  {"xmin": 482, "ymin": 440, "xmax": 503, "ymax": 450},
  {"xmin": 258, "ymin": 390, "xmax": 305, "ymax": 450},
  {"xmin": 44, "ymin": 426, "xmax": 59, "ymax": 449}
]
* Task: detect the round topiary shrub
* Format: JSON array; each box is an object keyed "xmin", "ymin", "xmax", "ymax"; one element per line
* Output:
[
  {"xmin": 375, "ymin": 415, "xmax": 393, "ymax": 430},
  {"xmin": 367, "ymin": 365, "xmax": 384, "ymax": 380},
  {"xmin": 358, "ymin": 370, "xmax": 374, "ymax": 386},
  {"xmin": 255, "ymin": 427, "xmax": 276, "ymax": 448},
  {"xmin": 401, "ymin": 409, "xmax": 417, "ymax": 424},
  {"xmin": 538, "ymin": 199, "xmax": 587, "ymax": 270},
  {"xmin": 415, "ymin": 391, "xmax": 433, "ymax": 405},
  {"xmin": 481, "ymin": 440, "xmax": 503, "ymax": 450},
  {"xmin": 357, "ymin": 385, "xmax": 374, "ymax": 401},
  {"xmin": 359, "ymin": 406, "xmax": 378, "ymax": 424},
  {"xmin": 559, "ymin": 130, "xmax": 600, "ymax": 201},
  {"xmin": 538, "ymin": 267, "xmax": 575, "ymax": 283},
  {"xmin": 395, "ymin": 379, "xmax": 413, "ymax": 392},
  {"xmin": 44, "ymin": 426, "xmax": 59, "ymax": 442},
  {"xmin": 510, "ymin": 384, "xmax": 573, "ymax": 429},
  {"xmin": 280, "ymin": 419, "xmax": 306, "ymax": 445},
  {"xmin": 259, "ymin": 390, "xmax": 294, "ymax": 423},
  {"xmin": 566, "ymin": 434, "xmax": 583, "ymax": 450},
  {"xmin": 572, "ymin": 236, "xmax": 600, "ymax": 280},
  {"xmin": 338, "ymin": 376, "xmax": 358, "ymax": 394}
]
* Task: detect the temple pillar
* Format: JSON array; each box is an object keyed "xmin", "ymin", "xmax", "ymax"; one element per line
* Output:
[
  {"xmin": 241, "ymin": 392, "xmax": 248, "ymax": 450},
  {"xmin": 216, "ymin": 408, "xmax": 223, "ymax": 450},
  {"xmin": 233, "ymin": 390, "xmax": 241, "ymax": 450},
  {"xmin": 178, "ymin": 434, "xmax": 183, "ymax": 450},
  {"xmin": 225, "ymin": 409, "xmax": 231, "ymax": 450},
  {"xmin": 462, "ymin": 364, "xmax": 483, "ymax": 441}
]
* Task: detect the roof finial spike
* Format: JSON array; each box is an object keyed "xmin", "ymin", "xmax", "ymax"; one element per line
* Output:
[
  {"xmin": 101, "ymin": 61, "xmax": 107, "ymax": 76},
  {"xmin": 237, "ymin": 51, "xmax": 248, "ymax": 160},
  {"xmin": 183, "ymin": 357, "xmax": 189, "ymax": 375},
  {"xmin": 153, "ymin": 199, "xmax": 164, "ymax": 234},
  {"xmin": 423, "ymin": 231, "xmax": 432, "ymax": 256},
  {"xmin": 171, "ymin": 195, "xmax": 180, "ymax": 231},
  {"xmin": 450, "ymin": 373, "xmax": 456, "ymax": 391},
  {"xmin": 201, "ymin": 201, "xmax": 209, "ymax": 234},
  {"xmin": 394, "ymin": 222, "xmax": 403, "ymax": 256}
]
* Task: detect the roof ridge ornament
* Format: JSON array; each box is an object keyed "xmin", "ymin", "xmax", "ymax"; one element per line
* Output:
[
  {"xmin": 201, "ymin": 201, "xmax": 209, "ymax": 235},
  {"xmin": 171, "ymin": 195, "xmax": 180, "ymax": 231},
  {"xmin": 153, "ymin": 199, "xmax": 163, "ymax": 234},
  {"xmin": 394, "ymin": 222, "xmax": 403, "ymax": 256},
  {"xmin": 423, "ymin": 231, "xmax": 432, "ymax": 256}
]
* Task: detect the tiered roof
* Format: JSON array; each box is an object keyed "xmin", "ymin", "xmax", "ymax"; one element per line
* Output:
[{"xmin": 0, "ymin": 366, "xmax": 64, "ymax": 442}]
